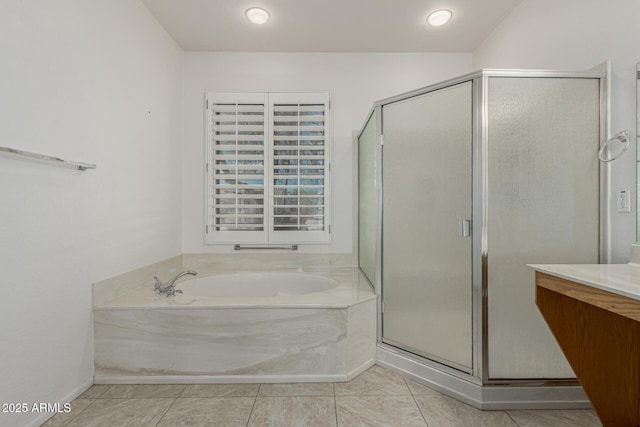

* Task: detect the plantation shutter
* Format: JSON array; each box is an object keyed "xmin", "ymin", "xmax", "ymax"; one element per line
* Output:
[
  {"xmin": 269, "ymin": 93, "xmax": 331, "ymax": 243},
  {"xmin": 206, "ymin": 93, "xmax": 269, "ymax": 243}
]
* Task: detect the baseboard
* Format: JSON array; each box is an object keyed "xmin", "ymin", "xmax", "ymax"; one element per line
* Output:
[
  {"xmin": 376, "ymin": 346, "xmax": 591, "ymax": 410},
  {"xmin": 94, "ymin": 359, "xmax": 376, "ymax": 385},
  {"xmin": 347, "ymin": 358, "xmax": 376, "ymax": 381}
]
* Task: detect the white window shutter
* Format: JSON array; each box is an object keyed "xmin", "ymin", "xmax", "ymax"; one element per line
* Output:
[
  {"xmin": 206, "ymin": 93, "xmax": 269, "ymax": 243},
  {"xmin": 269, "ymin": 93, "xmax": 331, "ymax": 243}
]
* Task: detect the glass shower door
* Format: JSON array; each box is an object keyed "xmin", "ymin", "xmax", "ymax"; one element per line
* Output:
[
  {"xmin": 486, "ymin": 77, "xmax": 600, "ymax": 379},
  {"xmin": 382, "ymin": 82, "xmax": 473, "ymax": 371}
]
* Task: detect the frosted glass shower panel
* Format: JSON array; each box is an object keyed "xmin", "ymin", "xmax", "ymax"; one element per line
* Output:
[
  {"xmin": 486, "ymin": 77, "xmax": 600, "ymax": 379},
  {"xmin": 382, "ymin": 82, "xmax": 473, "ymax": 370},
  {"xmin": 358, "ymin": 112, "xmax": 377, "ymax": 283}
]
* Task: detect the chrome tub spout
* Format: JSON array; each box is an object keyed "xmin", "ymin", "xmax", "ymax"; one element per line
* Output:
[{"xmin": 154, "ymin": 270, "xmax": 197, "ymax": 297}]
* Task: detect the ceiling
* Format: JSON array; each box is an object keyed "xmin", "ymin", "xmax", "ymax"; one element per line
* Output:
[{"xmin": 140, "ymin": 0, "xmax": 523, "ymax": 52}]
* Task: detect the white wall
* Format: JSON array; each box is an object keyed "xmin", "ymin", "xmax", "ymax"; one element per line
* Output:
[
  {"xmin": 473, "ymin": 0, "xmax": 640, "ymax": 262},
  {"xmin": 182, "ymin": 52, "xmax": 472, "ymax": 254},
  {"xmin": 0, "ymin": 1, "xmax": 182, "ymax": 426}
]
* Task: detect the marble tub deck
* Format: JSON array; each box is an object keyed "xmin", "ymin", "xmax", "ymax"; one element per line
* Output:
[
  {"xmin": 44, "ymin": 365, "xmax": 602, "ymax": 427},
  {"xmin": 95, "ymin": 267, "xmax": 376, "ymax": 309}
]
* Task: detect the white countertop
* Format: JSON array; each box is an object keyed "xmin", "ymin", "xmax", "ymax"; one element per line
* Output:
[{"xmin": 529, "ymin": 264, "xmax": 640, "ymax": 301}]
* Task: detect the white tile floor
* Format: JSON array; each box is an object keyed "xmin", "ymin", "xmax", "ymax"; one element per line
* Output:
[{"xmin": 42, "ymin": 365, "xmax": 602, "ymax": 427}]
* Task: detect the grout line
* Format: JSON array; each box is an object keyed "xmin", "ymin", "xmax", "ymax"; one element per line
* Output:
[
  {"xmin": 245, "ymin": 385, "xmax": 260, "ymax": 427},
  {"xmin": 175, "ymin": 384, "xmax": 187, "ymax": 398},
  {"xmin": 85, "ymin": 384, "xmax": 112, "ymax": 399},
  {"xmin": 404, "ymin": 377, "xmax": 412, "ymax": 396},
  {"xmin": 251, "ymin": 394, "xmax": 336, "ymax": 397},
  {"xmin": 333, "ymin": 383, "xmax": 339, "ymax": 427},
  {"xmin": 405, "ymin": 377, "xmax": 431, "ymax": 427},
  {"xmin": 58, "ymin": 398, "xmax": 97, "ymax": 427},
  {"xmin": 177, "ymin": 384, "xmax": 188, "ymax": 398},
  {"xmin": 504, "ymin": 410, "xmax": 522, "ymax": 427},
  {"xmin": 96, "ymin": 385, "xmax": 113, "ymax": 398},
  {"xmin": 154, "ymin": 395, "xmax": 179, "ymax": 427}
]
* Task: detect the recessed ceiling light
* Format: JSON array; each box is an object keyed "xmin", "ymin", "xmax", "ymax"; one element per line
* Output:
[
  {"xmin": 427, "ymin": 9, "xmax": 453, "ymax": 27},
  {"xmin": 245, "ymin": 7, "xmax": 270, "ymax": 25}
]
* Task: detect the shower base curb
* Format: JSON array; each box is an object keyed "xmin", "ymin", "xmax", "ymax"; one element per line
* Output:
[{"xmin": 376, "ymin": 345, "xmax": 591, "ymax": 410}]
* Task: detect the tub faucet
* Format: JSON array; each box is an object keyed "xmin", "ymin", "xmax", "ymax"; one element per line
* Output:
[{"xmin": 154, "ymin": 270, "xmax": 197, "ymax": 297}]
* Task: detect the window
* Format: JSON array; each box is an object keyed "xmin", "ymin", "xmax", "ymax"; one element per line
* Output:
[{"xmin": 205, "ymin": 92, "xmax": 331, "ymax": 244}]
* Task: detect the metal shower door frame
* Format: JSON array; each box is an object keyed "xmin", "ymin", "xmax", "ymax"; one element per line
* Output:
[{"xmin": 357, "ymin": 68, "xmax": 608, "ymax": 385}]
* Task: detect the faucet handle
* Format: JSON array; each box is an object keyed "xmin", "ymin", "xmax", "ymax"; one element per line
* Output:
[{"xmin": 166, "ymin": 287, "xmax": 182, "ymax": 297}]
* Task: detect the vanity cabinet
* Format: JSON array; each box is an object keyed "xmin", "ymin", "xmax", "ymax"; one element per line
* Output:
[{"xmin": 535, "ymin": 270, "xmax": 640, "ymax": 427}]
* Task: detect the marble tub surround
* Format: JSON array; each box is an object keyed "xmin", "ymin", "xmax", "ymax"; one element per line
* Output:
[
  {"xmin": 43, "ymin": 365, "xmax": 601, "ymax": 427},
  {"xmin": 94, "ymin": 299, "xmax": 376, "ymax": 383},
  {"xmin": 529, "ymin": 264, "xmax": 640, "ymax": 301},
  {"xmin": 92, "ymin": 255, "xmax": 183, "ymax": 306},
  {"xmin": 94, "ymin": 259, "xmax": 376, "ymax": 384}
]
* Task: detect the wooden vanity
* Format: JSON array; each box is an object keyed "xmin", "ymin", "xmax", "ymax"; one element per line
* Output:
[{"xmin": 533, "ymin": 265, "xmax": 640, "ymax": 427}]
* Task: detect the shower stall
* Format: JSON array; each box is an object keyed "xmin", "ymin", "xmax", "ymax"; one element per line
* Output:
[{"xmin": 357, "ymin": 69, "xmax": 606, "ymax": 408}]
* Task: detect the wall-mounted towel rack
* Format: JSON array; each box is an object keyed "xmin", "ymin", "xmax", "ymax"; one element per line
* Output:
[
  {"xmin": 598, "ymin": 130, "xmax": 630, "ymax": 162},
  {"xmin": 234, "ymin": 244, "xmax": 298, "ymax": 251},
  {"xmin": 0, "ymin": 146, "xmax": 96, "ymax": 171}
]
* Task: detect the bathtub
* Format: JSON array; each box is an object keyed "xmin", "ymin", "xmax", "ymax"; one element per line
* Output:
[
  {"xmin": 178, "ymin": 272, "xmax": 340, "ymax": 298},
  {"xmin": 93, "ymin": 268, "xmax": 376, "ymax": 384}
]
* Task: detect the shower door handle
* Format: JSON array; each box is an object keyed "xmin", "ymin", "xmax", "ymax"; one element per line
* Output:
[{"xmin": 459, "ymin": 220, "xmax": 471, "ymax": 237}]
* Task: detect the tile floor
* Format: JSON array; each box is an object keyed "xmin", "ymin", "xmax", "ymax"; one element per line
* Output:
[{"xmin": 42, "ymin": 365, "xmax": 602, "ymax": 426}]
